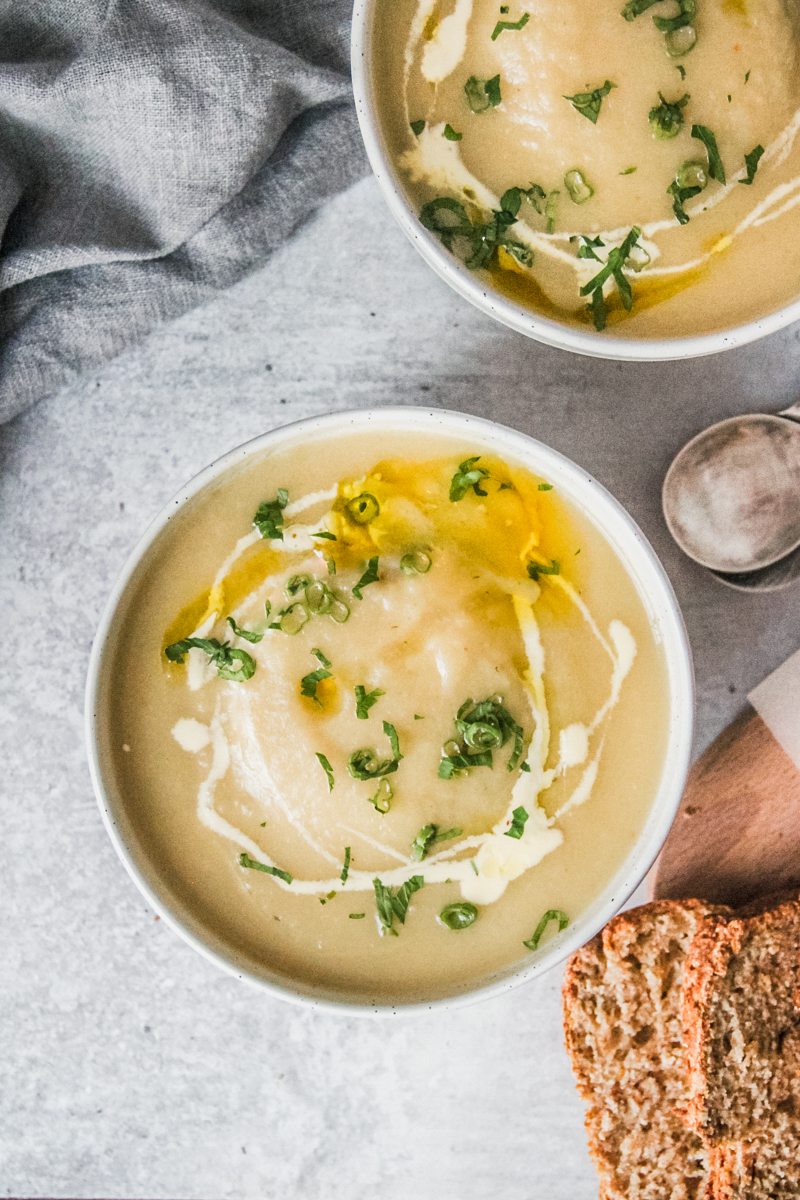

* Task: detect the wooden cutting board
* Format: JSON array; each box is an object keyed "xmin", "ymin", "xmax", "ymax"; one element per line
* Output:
[{"xmin": 651, "ymin": 709, "xmax": 800, "ymax": 906}]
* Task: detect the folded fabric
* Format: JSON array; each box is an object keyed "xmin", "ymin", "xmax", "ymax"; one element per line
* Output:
[{"xmin": 0, "ymin": 0, "xmax": 368, "ymax": 423}]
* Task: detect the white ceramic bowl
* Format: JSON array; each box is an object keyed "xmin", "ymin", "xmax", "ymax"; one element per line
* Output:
[
  {"xmin": 351, "ymin": 0, "xmax": 800, "ymax": 362},
  {"xmin": 86, "ymin": 407, "xmax": 694, "ymax": 1015}
]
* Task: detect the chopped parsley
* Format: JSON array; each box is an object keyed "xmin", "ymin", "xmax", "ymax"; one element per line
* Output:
[
  {"xmin": 450, "ymin": 455, "xmax": 489, "ymax": 501},
  {"xmin": 620, "ymin": 165, "xmax": 638, "ymax": 175},
  {"xmin": 315, "ymin": 752, "xmax": 335, "ymax": 791},
  {"xmin": 311, "ymin": 530, "xmax": 337, "ymax": 541},
  {"xmin": 564, "ymin": 80, "xmax": 615, "ymax": 124},
  {"xmin": 348, "ymin": 720, "xmax": 403, "ymax": 780},
  {"xmin": 439, "ymin": 902, "xmax": 479, "ymax": 930},
  {"xmin": 527, "ymin": 558, "xmax": 560, "ymax": 580},
  {"xmin": 443, "ymin": 123, "xmax": 462, "ymax": 141},
  {"xmin": 465, "ymin": 74, "xmax": 502, "ymax": 113},
  {"xmin": 373, "ymin": 876, "xmax": 424, "ymax": 936},
  {"xmin": 648, "ymin": 92, "xmax": 689, "ymax": 139},
  {"xmin": 740, "ymin": 144, "xmax": 764, "ymax": 186},
  {"xmin": 349, "ymin": 912, "xmax": 366, "ymax": 920},
  {"xmin": 523, "ymin": 908, "xmax": 569, "ymax": 950},
  {"xmin": 410, "ymin": 824, "xmax": 463, "ymax": 861},
  {"xmin": 340, "ymin": 846, "xmax": 351, "ymax": 883},
  {"xmin": 491, "ymin": 10, "xmax": 529, "ymax": 38},
  {"xmin": 579, "ymin": 226, "xmax": 642, "ymax": 331},
  {"xmin": 410, "ymin": 119, "xmax": 426, "ymax": 136},
  {"xmin": 239, "ymin": 851, "xmax": 292, "ymax": 885},
  {"xmin": 691, "ymin": 123, "xmax": 725, "ymax": 184},
  {"xmin": 301, "ymin": 666, "xmax": 332, "ymax": 704},
  {"xmin": 165, "ymin": 637, "xmax": 256, "ymax": 681},
  {"xmin": 505, "ymin": 806, "xmax": 530, "ymax": 839},
  {"xmin": 355, "ymin": 684, "xmax": 385, "ymax": 720},
  {"xmin": 439, "ymin": 696, "xmax": 525, "ymax": 778},
  {"xmin": 253, "ymin": 488, "xmax": 288, "ymax": 541},
  {"xmin": 352, "ymin": 556, "xmax": 380, "ymax": 600},
  {"xmin": 226, "ymin": 616, "xmax": 264, "ymax": 644}
]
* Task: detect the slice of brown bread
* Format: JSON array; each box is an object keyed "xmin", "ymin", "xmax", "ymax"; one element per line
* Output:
[
  {"xmin": 683, "ymin": 893, "xmax": 800, "ymax": 1140},
  {"xmin": 563, "ymin": 899, "xmax": 724, "ymax": 1200},
  {"xmin": 682, "ymin": 894, "xmax": 800, "ymax": 1198}
]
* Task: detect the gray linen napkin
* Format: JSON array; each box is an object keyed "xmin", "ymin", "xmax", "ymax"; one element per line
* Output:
[{"xmin": 0, "ymin": 0, "xmax": 367, "ymax": 423}]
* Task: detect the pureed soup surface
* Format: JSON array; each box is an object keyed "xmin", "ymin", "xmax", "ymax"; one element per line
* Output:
[
  {"xmin": 108, "ymin": 429, "xmax": 670, "ymax": 1003},
  {"xmin": 374, "ymin": 0, "xmax": 800, "ymax": 338}
]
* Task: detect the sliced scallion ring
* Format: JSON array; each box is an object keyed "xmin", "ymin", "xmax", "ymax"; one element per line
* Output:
[
  {"xmin": 285, "ymin": 574, "xmax": 312, "ymax": 598},
  {"xmin": 564, "ymin": 169, "xmax": 594, "ymax": 205},
  {"xmin": 368, "ymin": 779, "xmax": 393, "ymax": 814},
  {"xmin": 280, "ymin": 603, "xmax": 310, "ymax": 635},
  {"xmin": 665, "ymin": 24, "xmax": 696, "ymax": 56},
  {"xmin": 439, "ymin": 902, "xmax": 479, "ymax": 930},
  {"xmin": 345, "ymin": 493, "xmax": 380, "ymax": 524},
  {"xmin": 328, "ymin": 597, "xmax": 351, "ymax": 624},
  {"xmin": 305, "ymin": 580, "xmax": 333, "ymax": 614},
  {"xmin": 400, "ymin": 549, "xmax": 432, "ymax": 575},
  {"xmin": 676, "ymin": 159, "xmax": 707, "ymax": 190}
]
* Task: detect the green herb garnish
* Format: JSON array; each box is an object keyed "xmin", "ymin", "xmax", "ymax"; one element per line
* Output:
[
  {"xmin": 465, "ymin": 74, "xmax": 502, "ymax": 113},
  {"xmin": 620, "ymin": 165, "xmax": 638, "ymax": 175},
  {"xmin": 373, "ymin": 876, "xmax": 424, "ymax": 936},
  {"xmin": 580, "ymin": 226, "xmax": 642, "ymax": 331},
  {"xmin": 648, "ymin": 92, "xmax": 688, "ymax": 139},
  {"xmin": 410, "ymin": 119, "xmax": 426, "ymax": 136},
  {"xmin": 345, "ymin": 493, "xmax": 380, "ymax": 525},
  {"xmin": 312, "ymin": 530, "xmax": 337, "ymax": 541},
  {"xmin": 340, "ymin": 846, "xmax": 351, "ymax": 883},
  {"xmin": 348, "ymin": 720, "xmax": 403, "ymax": 781},
  {"xmin": 450, "ymin": 455, "xmax": 489, "ymax": 501},
  {"xmin": 740, "ymin": 144, "xmax": 764, "ymax": 186},
  {"xmin": 368, "ymin": 778, "xmax": 393, "ymax": 814},
  {"xmin": 491, "ymin": 10, "xmax": 529, "ymax": 38},
  {"xmin": 349, "ymin": 912, "xmax": 365, "ymax": 919},
  {"xmin": 411, "ymin": 824, "xmax": 463, "ymax": 861},
  {"xmin": 355, "ymin": 684, "xmax": 385, "ymax": 720},
  {"xmin": 564, "ymin": 80, "xmax": 615, "ymax": 124},
  {"xmin": 400, "ymin": 549, "xmax": 432, "ymax": 575},
  {"xmin": 667, "ymin": 159, "xmax": 707, "ymax": 224},
  {"xmin": 523, "ymin": 908, "xmax": 569, "ymax": 950},
  {"xmin": 165, "ymin": 637, "xmax": 256, "ymax": 681},
  {"xmin": 527, "ymin": 558, "xmax": 560, "ymax": 580},
  {"xmin": 439, "ymin": 696, "xmax": 525, "ymax": 777},
  {"xmin": 226, "ymin": 616, "xmax": 264, "ymax": 644},
  {"xmin": 239, "ymin": 851, "xmax": 292, "ymax": 885},
  {"xmin": 352, "ymin": 556, "xmax": 380, "ymax": 599},
  {"xmin": 439, "ymin": 902, "xmax": 479, "ymax": 930},
  {"xmin": 538, "ymin": 482, "xmax": 554, "ymax": 491},
  {"xmin": 564, "ymin": 168, "xmax": 594, "ymax": 205},
  {"xmin": 621, "ymin": 0, "xmax": 660, "ymax": 18},
  {"xmin": 574, "ymin": 234, "xmax": 605, "ymax": 261},
  {"xmin": 315, "ymin": 752, "xmax": 335, "ymax": 791},
  {"xmin": 443, "ymin": 123, "xmax": 462, "ymax": 141},
  {"xmin": 419, "ymin": 195, "xmax": 533, "ymax": 270},
  {"xmin": 301, "ymin": 667, "xmax": 332, "ymax": 704},
  {"xmin": 313, "ymin": 648, "xmax": 331, "ymax": 668},
  {"xmin": 253, "ymin": 488, "xmax": 288, "ymax": 541},
  {"xmin": 691, "ymin": 123, "xmax": 725, "ymax": 184},
  {"xmin": 505, "ymin": 805, "xmax": 529, "ymax": 839},
  {"xmin": 622, "ymin": 0, "xmax": 696, "ymax": 57}
]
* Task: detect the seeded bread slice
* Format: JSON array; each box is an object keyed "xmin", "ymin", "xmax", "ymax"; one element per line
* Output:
[
  {"xmin": 708, "ymin": 1132, "xmax": 800, "ymax": 1200},
  {"xmin": 563, "ymin": 900, "xmax": 724, "ymax": 1200},
  {"xmin": 683, "ymin": 894, "xmax": 800, "ymax": 1141}
]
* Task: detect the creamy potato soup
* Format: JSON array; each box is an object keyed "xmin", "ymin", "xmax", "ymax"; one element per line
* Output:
[
  {"xmin": 373, "ymin": 0, "xmax": 800, "ymax": 337},
  {"xmin": 105, "ymin": 429, "xmax": 669, "ymax": 1003}
]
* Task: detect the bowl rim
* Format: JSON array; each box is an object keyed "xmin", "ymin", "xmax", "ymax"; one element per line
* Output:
[
  {"xmin": 350, "ymin": 0, "xmax": 800, "ymax": 362},
  {"xmin": 85, "ymin": 406, "xmax": 695, "ymax": 1017}
]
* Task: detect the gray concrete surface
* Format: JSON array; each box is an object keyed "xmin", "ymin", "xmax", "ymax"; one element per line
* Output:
[{"xmin": 1, "ymin": 175, "xmax": 798, "ymax": 1199}]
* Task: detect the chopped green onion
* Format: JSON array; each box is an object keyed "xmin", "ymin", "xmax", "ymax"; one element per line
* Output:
[
  {"xmin": 563, "ymin": 80, "xmax": 615, "ymax": 124},
  {"xmin": 286, "ymin": 574, "xmax": 312, "ymax": 597},
  {"xmin": 373, "ymin": 875, "xmax": 424, "ymax": 935},
  {"xmin": 279, "ymin": 603, "xmax": 309, "ymax": 635},
  {"xmin": 440, "ymin": 696, "xmax": 525, "ymax": 777},
  {"xmin": 439, "ymin": 902, "xmax": 479, "ymax": 930},
  {"xmin": 411, "ymin": 824, "xmax": 463, "ymax": 861},
  {"xmin": 355, "ymin": 684, "xmax": 385, "ymax": 720},
  {"xmin": 538, "ymin": 482, "xmax": 553, "ymax": 491},
  {"xmin": 349, "ymin": 722, "xmax": 402, "ymax": 781},
  {"xmin": 226, "ymin": 617, "xmax": 264, "ymax": 644},
  {"xmin": 345, "ymin": 493, "xmax": 380, "ymax": 525},
  {"xmin": 564, "ymin": 169, "xmax": 594, "ymax": 205},
  {"xmin": 620, "ymin": 165, "xmax": 638, "ymax": 175},
  {"xmin": 329, "ymin": 597, "xmax": 350, "ymax": 623},
  {"xmin": 665, "ymin": 23, "xmax": 696, "ymax": 56},
  {"xmin": 165, "ymin": 637, "xmax": 256, "ymax": 681},
  {"xmin": 580, "ymin": 226, "xmax": 642, "ymax": 331},
  {"xmin": 305, "ymin": 579, "xmax": 334, "ymax": 614},
  {"xmin": 340, "ymin": 846, "xmax": 351, "ymax": 883},
  {"xmin": 667, "ymin": 159, "xmax": 707, "ymax": 224},
  {"xmin": 443, "ymin": 123, "xmax": 462, "ymax": 141},
  {"xmin": 410, "ymin": 119, "xmax": 426, "ymax": 136},
  {"xmin": 313, "ymin": 648, "xmax": 331, "ymax": 668},
  {"xmin": 450, "ymin": 455, "xmax": 490, "ymax": 501},
  {"xmin": 523, "ymin": 908, "xmax": 569, "ymax": 950},
  {"xmin": 253, "ymin": 488, "xmax": 288, "ymax": 541},
  {"xmin": 740, "ymin": 144, "xmax": 764, "ymax": 185},
  {"xmin": 691, "ymin": 123, "xmax": 725, "ymax": 183},
  {"xmin": 491, "ymin": 11, "xmax": 529, "ymax": 38},
  {"xmin": 464, "ymin": 74, "xmax": 502, "ymax": 113},
  {"xmin": 505, "ymin": 805, "xmax": 529, "ymax": 839},
  {"xmin": 315, "ymin": 752, "xmax": 335, "ymax": 791},
  {"xmin": 352, "ymin": 556, "xmax": 380, "ymax": 600},
  {"xmin": 349, "ymin": 912, "xmax": 365, "ymax": 919},
  {"xmin": 368, "ymin": 778, "xmax": 393, "ymax": 814},
  {"xmin": 621, "ymin": 0, "xmax": 660, "ymax": 19},
  {"xmin": 400, "ymin": 549, "xmax": 432, "ymax": 575},
  {"xmin": 648, "ymin": 92, "xmax": 689, "ymax": 139},
  {"xmin": 239, "ymin": 851, "xmax": 292, "ymax": 885},
  {"xmin": 311, "ymin": 530, "xmax": 337, "ymax": 541}
]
